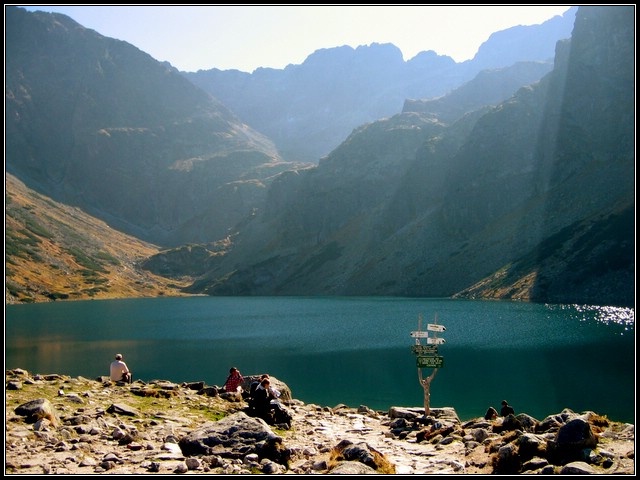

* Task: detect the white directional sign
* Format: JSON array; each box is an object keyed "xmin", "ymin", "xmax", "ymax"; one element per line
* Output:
[
  {"xmin": 410, "ymin": 331, "xmax": 430, "ymax": 338},
  {"xmin": 426, "ymin": 337, "xmax": 446, "ymax": 345},
  {"xmin": 427, "ymin": 324, "xmax": 446, "ymax": 332}
]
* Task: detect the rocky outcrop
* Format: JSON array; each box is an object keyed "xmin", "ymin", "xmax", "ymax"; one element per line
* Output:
[{"xmin": 5, "ymin": 368, "xmax": 634, "ymax": 475}]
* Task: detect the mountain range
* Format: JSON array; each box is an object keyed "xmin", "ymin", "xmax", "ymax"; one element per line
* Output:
[
  {"xmin": 184, "ymin": 8, "xmax": 577, "ymax": 162},
  {"xmin": 4, "ymin": 6, "xmax": 634, "ymax": 307}
]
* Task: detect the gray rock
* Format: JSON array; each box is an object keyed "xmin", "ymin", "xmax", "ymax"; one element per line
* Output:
[
  {"xmin": 560, "ymin": 461, "xmax": 597, "ymax": 474},
  {"xmin": 329, "ymin": 461, "xmax": 378, "ymax": 474},
  {"xmin": 106, "ymin": 403, "xmax": 139, "ymax": 416},
  {"xmin": 14, "ymin": 398, "xmax": 59, "ymax": 425},
  {"xmin": 178, "ymin": 412, "xmax": 276, "ymax": 457}
]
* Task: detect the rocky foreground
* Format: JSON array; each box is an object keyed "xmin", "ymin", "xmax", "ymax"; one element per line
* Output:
[{"xmin": 5, "ymin": 369, "xmax": 635, "ymax": 475}]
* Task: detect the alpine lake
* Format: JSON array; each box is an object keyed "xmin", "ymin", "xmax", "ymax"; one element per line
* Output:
[{"xmin": 5, "ymin": 296, "xmax": 635, "ymax": 424}]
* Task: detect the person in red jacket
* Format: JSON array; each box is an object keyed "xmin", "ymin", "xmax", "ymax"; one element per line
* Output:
[{"xmin": 223, "ymin": 367, "xmax": 244, "ymax": 393}]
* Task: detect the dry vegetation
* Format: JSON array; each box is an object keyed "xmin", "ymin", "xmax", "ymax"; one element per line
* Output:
[{"xmin": 5, "ymin": 173, "xmax": 193, "ymax": 304}]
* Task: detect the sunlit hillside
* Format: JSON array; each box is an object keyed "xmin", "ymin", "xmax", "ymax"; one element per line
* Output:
[{"xmin": 5, "ymin": 173, "xmax": 194, "ymax": 304}]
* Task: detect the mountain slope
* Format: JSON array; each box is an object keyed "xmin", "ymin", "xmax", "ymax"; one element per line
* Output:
[
  {"xmin": 5, "ymin": 173, "xmax": 192, "ymax": 304},
  {"xmin": 402, "ymin": 61, "xmax": 553, "ymax": 123},
  {"xmin": 5, "ymin": 6, "xmax": 309, "ymax": 247},
  {"xmin": 5, "ymin": 6, "xmax": 632, "ymax": 308},
  {"xmin": 177, "ymin": 6, "xmax": 634, "ymax": 307}
]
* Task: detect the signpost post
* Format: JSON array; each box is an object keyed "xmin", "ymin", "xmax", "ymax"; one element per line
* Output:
[{"xmin": 411, "ymin": 313, "xmax": 446, "ymax": 417}]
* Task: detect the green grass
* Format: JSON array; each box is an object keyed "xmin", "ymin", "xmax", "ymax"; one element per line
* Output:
[{"xmin": 67, "ymin": 248, "xmax": 108, "ymax": 273}]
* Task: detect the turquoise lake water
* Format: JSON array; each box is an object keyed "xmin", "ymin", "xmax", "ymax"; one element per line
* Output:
[{"xmin": 5, "ymin": 296, "xmax": 635, "ymax": 423}]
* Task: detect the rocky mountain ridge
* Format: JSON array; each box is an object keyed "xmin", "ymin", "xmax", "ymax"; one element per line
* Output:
[
  {"xmin": 185, "ymin": 7, "xmax": 577, "ymax": 162},
  {"xmin": 5, "ymin": 6, "xmax": 311, "ymax": 247}
]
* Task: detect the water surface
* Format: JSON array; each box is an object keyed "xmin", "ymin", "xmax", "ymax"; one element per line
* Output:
[{"xmin": 5, "ymin": 296, "xmax": 635, "ymax": 423}]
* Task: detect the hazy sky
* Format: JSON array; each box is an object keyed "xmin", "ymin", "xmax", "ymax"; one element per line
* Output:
[{"xmin": 17, "ymin": 5, "xmax": 574, "ymax": 73}]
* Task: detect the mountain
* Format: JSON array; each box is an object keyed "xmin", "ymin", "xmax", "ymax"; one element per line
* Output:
[
  {"xmin": 5, "ymin": 6, "xmax": 311, "ymax": 248},
  {"xmin": 176, "ymin": 6, "xmax": 633, "ymax": 307},
  {"xmin": 5, "ymin": 172, "xmax": 191, "ymax": 304},
  {"xmin": 5, "ymin": 6, "xmax": 633, "ymax": 308},
  {"xmin": 470, "ymin": 8, "xmax": 579, "ymax": 69},
  {"xmin": 402, "ymin": 61, "xmax": 554, "ymax": 123},
  {"xmin": 184, "ymin": 7, "xmax": 577, "ymax": 162}
]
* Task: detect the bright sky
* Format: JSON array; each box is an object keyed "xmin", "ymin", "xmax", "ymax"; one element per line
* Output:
[{"xmin": 17, "ymin": 5, "xmax": 574, "ymax": 73}]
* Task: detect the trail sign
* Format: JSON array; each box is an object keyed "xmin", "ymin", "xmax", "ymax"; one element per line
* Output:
[
  {"xmin": 411, "ymin": 344, "xmax": 438, "ymax": 355},
  {"xmin": 426, "ymin": 337, "xmax": 446, "ymax": 345},
  {"xmin": 410, "ymin": 331, "xmax": 430, "ymax": 338},
  {"xmin": 427, "ymin": 324, "xmax": 446, "ymax": 332},
  {"xmin": 417, "ymin": 356, "xmax": 444, "ymax": 368}
]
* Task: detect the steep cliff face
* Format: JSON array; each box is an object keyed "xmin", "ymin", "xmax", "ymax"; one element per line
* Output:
[
  {"xmin": 186, "ymin": 6, "xmax": 633, "ymax": 307},
  {"xmin": 465, "ymin": 5, "xmax": 635, "ymax": 305},
  {"xmin": 5, "ymin": 6, "xmax": 309, "ymax": 247}
]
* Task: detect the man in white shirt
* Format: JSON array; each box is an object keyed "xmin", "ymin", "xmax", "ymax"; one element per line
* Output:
[{"xmin": 110, "ymin": 353, "xmax": 132, "ymax": 383}]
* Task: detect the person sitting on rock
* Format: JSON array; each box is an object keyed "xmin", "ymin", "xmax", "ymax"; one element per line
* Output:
[
  {"xmin": 252, "ymin": 378, "xmax": 276, "ymax": 420},
  {"xmin": 251, "ymin": 377, "xmax": 291, "ymax": 427},
  {"xmin": 248, "ymin": 374, "xmax": 268, "ymax": 399},
  {"xmin": 223, "ymin": 367, "xmax": 244, "ymax": 394},
  {"xmin": 109, "ymin": 353, "xmax": 132, "ymax": 384},
  {"xmin": 500, "ymin": 400, "xmax": 515, "ymax": 416},
  {"xmin": 247, "ymin": 373, "xmax": 280, "ymax": 403}
]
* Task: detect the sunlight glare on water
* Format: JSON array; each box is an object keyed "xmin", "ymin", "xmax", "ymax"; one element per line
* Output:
[{"xmin": 548, "ymin": 303, "xmax": 635, "ymax": 331}]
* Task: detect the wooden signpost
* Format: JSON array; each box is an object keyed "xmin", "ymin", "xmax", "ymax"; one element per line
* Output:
[{"xmin": 411, "ymin": 313, "xmax": 446, "ymax": 417}]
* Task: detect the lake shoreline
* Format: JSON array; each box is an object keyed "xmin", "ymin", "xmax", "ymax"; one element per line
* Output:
[
  {"xmin": 7, "ymin": 297, "xmax": 635, "ymax": 426},
  {"xmin": 6, "ymin": 368, "xmax": 635, "ymax": 475}
]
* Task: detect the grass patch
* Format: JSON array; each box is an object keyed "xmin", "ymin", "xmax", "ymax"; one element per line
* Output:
[
  {"xmin": 67, "ymin": 247, "xmax": 108, "ymax": 273},
  {"xmin": 94, "ymin": 251, "xmax": 121, "ymax": 266},
  {"xmin": 23, "ymin": 216, "xmax": 53, "ymax": 239},
  {"xmin": 45, "ymin": 292, "xmax": 70, "ymax": 301},
  {"xmin": 6, "ymin": 373, "xmax": 239, "ymax": 430}
]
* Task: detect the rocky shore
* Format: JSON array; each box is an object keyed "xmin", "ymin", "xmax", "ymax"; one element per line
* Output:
[{"xmin": 5, "ymin": 368, "xmax": 635, "ymax": 475}]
